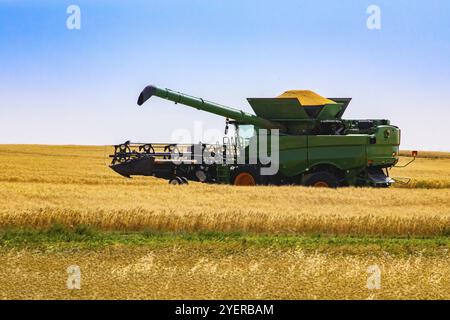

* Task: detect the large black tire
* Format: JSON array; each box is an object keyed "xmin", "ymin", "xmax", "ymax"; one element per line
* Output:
[{"xmin": 304, "ymin": 171, "xmax": 339, "ymax": 188}]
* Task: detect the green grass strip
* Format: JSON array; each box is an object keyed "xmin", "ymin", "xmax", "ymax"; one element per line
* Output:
[{"xmin": 0, "ymin": 224, "xmax": 449, "ymax": 256}]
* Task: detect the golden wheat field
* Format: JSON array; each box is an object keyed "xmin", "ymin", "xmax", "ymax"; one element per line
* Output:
[
  {"xmin": 2, "ymin": 246, "xmax": 450, "ymax": 300},
  {"xmin": 0, "ymin": 144, "xmax": 449, "ymax": 299}
]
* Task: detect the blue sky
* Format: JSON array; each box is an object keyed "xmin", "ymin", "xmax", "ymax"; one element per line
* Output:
[{"xmin": 1, "ymin": 0, "xmax": 449, "ymax": 150}]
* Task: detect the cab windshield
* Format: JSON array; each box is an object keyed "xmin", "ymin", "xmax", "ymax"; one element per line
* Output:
[{"xmin": 237, "ymin": 124, "xmax": 255, "ymax": 146}]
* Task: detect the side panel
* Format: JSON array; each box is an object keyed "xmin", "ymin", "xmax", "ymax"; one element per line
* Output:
[
  {"xmin": 307, "ymin": 135, "xmax": 368, "ymax": 171},
  {"xmin": 366, "ymin": 125, "xmax": 400, "ymax": 167},
  {"xmin": 278, "ymin": 135, "xmax": 308, "ymax": 177}
]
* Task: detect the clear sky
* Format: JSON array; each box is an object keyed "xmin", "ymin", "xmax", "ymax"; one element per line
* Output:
[{"xmin": 1, "ymin": 0, "xmax": 449, "ymax": 151}]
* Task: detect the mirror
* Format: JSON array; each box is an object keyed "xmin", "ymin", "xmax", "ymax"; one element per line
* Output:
[{"xmin": 224, "ymin": 118, "xmax": 229, "ymax": 135}]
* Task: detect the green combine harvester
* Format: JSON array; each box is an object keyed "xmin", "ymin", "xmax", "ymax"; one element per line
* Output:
[{"xmin": 110, "ymin": 85, "xmax": 407, "ymax": 187}]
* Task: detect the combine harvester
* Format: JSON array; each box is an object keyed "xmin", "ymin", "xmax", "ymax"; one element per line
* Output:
[{"xmin": 110, "ymin": 85, "xmax": 414, "ymax": 187}]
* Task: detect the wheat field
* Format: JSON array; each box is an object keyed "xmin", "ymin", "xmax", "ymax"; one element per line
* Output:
[
  {"xmin": 0, "ymin": 144, "xmax": 449, "ymax": 236},
  {"xmin": 2, "ymin": 246, "xmax": 449, "ymax": 300},
  {"xmin": 0, "ymin": 144, "xmax": 449, "ymax": 299}
]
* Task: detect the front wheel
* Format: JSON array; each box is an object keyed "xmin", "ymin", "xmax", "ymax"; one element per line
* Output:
[
  {"xmin": 233, "ymin": 171, "xmax": 257, "ymax": 186},
  {"xmin": 169, "ymin": 176, "xmax": 188, "ymax": 185},
  {"xmin": 304, "ymin": 171, "xmax": 339, "ymax": 188}
]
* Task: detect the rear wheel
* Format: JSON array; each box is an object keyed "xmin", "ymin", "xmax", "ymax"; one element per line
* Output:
[
  {"xmin": 304, "ymin": 171, "xmax": 339, "ymax": 188},
  {"xmin": 233, "ymin": 172, "xmax": 256, "ymax": 186}
]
